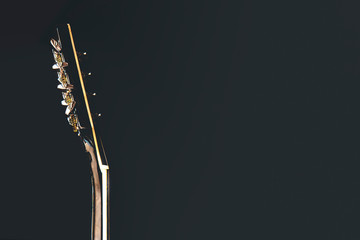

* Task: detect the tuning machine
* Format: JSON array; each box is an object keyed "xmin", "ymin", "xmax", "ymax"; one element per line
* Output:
[
  {"xmin": 82, "ymin": 71, "xmax": 92, "ymax": 79},
  {"xmin": 61, "ymin": 91, "xmax": 76, "ymax": 115},
  {"xmin": 50, "ymin": 38, "xmax": 62, "ymax": 52},
  {"xmin": 93, "ymin": 113, "xmax": 102, "ymax": 118},
  {"xmin": 77, "ymin": 51, "xmax": 88, "ymax": 62},
  {"xmin": 56, "ymin": 68, "xmax": 74, "ymax": 90},
  {"xmin": 67, "ymin": 113, "xmax": 84, "ymax": 135},
  {"xmin": 52, "ymin": 49, "xmax": 68, "ymax": 69},
  {"xmin": 86, "ymin": 91, "xmax": 97, "ymax": 97},
  {"xmin": 77, "ymin": 51, "xmax": 87, "ymax": 56}
]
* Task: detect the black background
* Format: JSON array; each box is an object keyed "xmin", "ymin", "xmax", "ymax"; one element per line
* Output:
[{"xmin": 1, "ymin": 0, "xmax": 360, "ymax": 239}]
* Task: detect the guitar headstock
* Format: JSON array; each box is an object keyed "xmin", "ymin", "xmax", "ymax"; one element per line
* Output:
[
  {"xmin": 50, "ymin": 24, "xmax": 109, "ymax": 164},
  {"xmin": 50, "ymin": 25, "xmax": 91, "ymax": 136},
  {"xmin": 50, "ymin": 24, "xmax": 110, "ymax": 240}
]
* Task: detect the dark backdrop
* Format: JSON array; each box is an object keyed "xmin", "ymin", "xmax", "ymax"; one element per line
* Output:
[{"xmin": 0, "ymin": 0, "xmax": 359, "ymax": 239}]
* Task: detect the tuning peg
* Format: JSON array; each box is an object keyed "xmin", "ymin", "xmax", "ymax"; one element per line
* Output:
[
  {"xmin": 50, "ymin": 28, "xmax": 62, "ymax": 52},
  {"xmin": 52, "ymin": 49, "xmax": 68, "ymax": 68},
  {"xmin": 61, "ymin": 91, "xmax": 76, "ymax": 115},
  {"xmin": 50, "ymin": 38, "xmax": 62, "ymax": 52},
  {"xmin": 52, "ymin": 62, "xmax": 68, "ymax": 69},
  {"xmin": 57, "ymin": 83, "xmax": 74, "ymax": 90},
  {"xmin": 77, "ymin": 51, "xmax": 87, "ymax": 56},
  {"xmin": 67, "ymin": 113, "xmax": 81, "ymax": 133},
  {"xmin": 82, "ymin": 72, "xmax": 92, "ymax": 78},
  {"xmin": 78, "ymin": 52, "xmax": 88, "ymax": 62},
  {"xmin": 93, "ymin": 113, "xmax": 102, "ymax": 118},
  {"xmin": 56, "ymin": 69, "xmax": 74, "ymax": 90},
  {"xmin": 87, "ymin": 92, "xmax": 97, "ymax": 96}
]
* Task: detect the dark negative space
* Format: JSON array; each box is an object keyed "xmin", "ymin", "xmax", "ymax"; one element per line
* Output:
[{"xmin": 0, "ymin": 1, "xmax": 359, "ymax": 239}]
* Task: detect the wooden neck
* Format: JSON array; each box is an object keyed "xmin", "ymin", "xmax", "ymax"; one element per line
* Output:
[{"xmin": 83, "ymin": 139, "xmax": 109, "ymax": 240}]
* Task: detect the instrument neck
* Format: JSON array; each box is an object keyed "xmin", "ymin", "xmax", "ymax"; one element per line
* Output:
[{"xmin": 83, "ymin": 138, "xmax": 110, "ymax": 240}]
